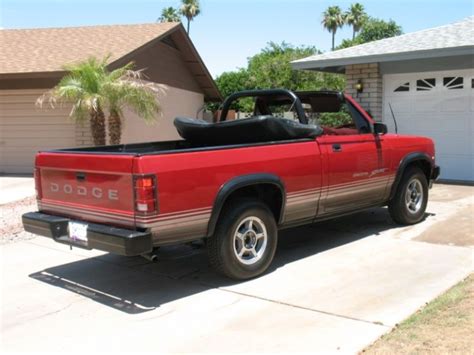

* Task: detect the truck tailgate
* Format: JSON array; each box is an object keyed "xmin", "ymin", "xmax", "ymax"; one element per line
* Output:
[{"xmin": 36, "ymin": 152, "xmax": 136, "ymax": 228}]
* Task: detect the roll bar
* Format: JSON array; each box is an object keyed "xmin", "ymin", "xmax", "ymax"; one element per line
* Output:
[{"xmin": 219, "ymin": 89, "xmax": 308, "ymax": 124}]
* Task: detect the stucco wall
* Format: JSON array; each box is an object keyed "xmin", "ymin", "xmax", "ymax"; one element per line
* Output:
[
  {"xmin": 345, "ymin": 63, "xmax": 383, "ymax": 121},
  {"xmin": 123, "ymin": 41, "xmax": 203, "ymax": 95},
  {"xmin": 120, "ymin": 85, "xmax": 204, "ymax": 143}
]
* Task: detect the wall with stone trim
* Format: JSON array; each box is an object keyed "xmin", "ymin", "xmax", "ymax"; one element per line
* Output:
[{"xmin": 345, "ymin": 63, "xmax": 383, "ymax": 121}]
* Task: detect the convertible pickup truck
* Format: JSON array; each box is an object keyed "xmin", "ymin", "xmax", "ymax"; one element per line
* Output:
[{"xmin": 23, "ymin": 89, "xmax": 440, "ymax": 280}]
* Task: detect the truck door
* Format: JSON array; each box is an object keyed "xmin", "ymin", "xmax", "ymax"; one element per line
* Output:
[{"xmin": 316, "ymin": 99, "xmax": 391, "ymax": 216}]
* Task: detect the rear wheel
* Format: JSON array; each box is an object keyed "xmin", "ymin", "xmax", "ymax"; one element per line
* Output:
[
  {"xmin": 207, "ymin": 200, "xmax": 277, "ymax": 280},
  {"xmin": 389, "ymin": 167, "xmax": 428, "ymax": 225}
]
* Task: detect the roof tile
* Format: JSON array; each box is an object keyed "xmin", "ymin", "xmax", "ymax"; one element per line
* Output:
[
  {"xmin": 292, "ymin": 16, "xmax": 474, "ymax": 69},
  {"xmin": 0, "ymin": 22, "xmax": 180, "ymax": 74}
]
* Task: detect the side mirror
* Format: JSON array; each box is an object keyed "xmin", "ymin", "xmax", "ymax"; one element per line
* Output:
[{"xmin": 373, "ymin": 122, "xmax": 388, "ymax": 135}]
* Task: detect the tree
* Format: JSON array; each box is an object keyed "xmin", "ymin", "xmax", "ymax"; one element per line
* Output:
[
  {"xmin": 246, "ymin": 42, "xmax": 344, "ymax": 91},
  {"xmin": 211, "ymin": 42, "xmax": 345, "ymax": 112},
  {"xmin": 38, "ymin": 57, "xmax": 160, "ymax": 146},
  {"xmin": 321, "ymin": 6, "xmax": 345, "ymax": 50},
  {"xmin": 213, "ymin": 69, "xmax": 251, "ymax": 111},
  {"xmin": 345, "ymin": 3, "xmax": 367, "ymax": 40},
  {"xmin": 357, "ymin": 17, "xmax": 402, "ymax": 42},
  {"xmin": 101, "ymin": 63, "xmax": 161, "ymax": 145},
  {"xmin": 337, "ymin": 17, "xmax": 403, "ymax": 49},
  {"xmin": 158, "ymin": 7, "xmax": 181, "ymax": 23},
  {"xmin": 180, "ymin": 0, "xmax": 200, "ymax": 35}
]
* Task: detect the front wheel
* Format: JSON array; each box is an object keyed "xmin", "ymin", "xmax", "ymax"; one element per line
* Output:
[
  {"xmin": 389, "ymin": 167, "xmax": 428, "ymax": 225},
  {"xmin": 207, "ymin": 200, "xmax": 278, "ymax": 280}
]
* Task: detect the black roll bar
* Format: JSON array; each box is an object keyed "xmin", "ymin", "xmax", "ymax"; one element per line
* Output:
[{"xmin": 219, "ymin": 89, "xmax": 308, "ymax": 124}]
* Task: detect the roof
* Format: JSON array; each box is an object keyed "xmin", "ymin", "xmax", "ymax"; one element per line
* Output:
[
  {"xmin": 292, "ymin": 16, "xmax": 474, "ymax": 72},
  {"xmin": 0, "ymin": 23, "xmax": 221, "ymax": 100}
]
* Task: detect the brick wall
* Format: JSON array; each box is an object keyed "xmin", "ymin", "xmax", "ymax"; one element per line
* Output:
[
  {"xmin": 75, "ymin": 120, "xmax": 93, "ymax": 146},
  {"xmin": 345, "ymin": 63, "xmax": 383, "ymax": 121}
]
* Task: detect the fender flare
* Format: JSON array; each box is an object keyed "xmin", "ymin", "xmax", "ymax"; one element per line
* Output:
[
  {"xmin": 206, "ymin": 173, "xmax": 286, "ymax": 237},
  {"xmin": 389, "ymin": 152, "xmax": 434, "ymax": 200}
]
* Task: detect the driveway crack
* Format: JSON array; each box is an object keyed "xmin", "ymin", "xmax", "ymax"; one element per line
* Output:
[{"xmin": 213, "ymin": 286, "xmax": 390, "ymax": 328}]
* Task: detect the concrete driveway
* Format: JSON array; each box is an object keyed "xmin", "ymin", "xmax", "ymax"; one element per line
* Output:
[
  {"xmin": 1, "ymin": 184, "xmax": 473, "ymax": 353},
  {"xmin": 0, "ymin": 176, "xmax": 35, "ymax": 205}
]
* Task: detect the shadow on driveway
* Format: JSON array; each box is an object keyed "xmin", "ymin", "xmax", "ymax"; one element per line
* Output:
[{"xmin": 29, "ymin": 207, "xmax": 420, "ymax": 314}]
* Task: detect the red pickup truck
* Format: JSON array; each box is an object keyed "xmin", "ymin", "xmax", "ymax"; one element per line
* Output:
[{"xmin": 23, "ymin": 89, "xmax": 440, "ymax": 280}]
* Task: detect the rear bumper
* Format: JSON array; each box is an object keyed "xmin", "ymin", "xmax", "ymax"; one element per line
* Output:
[{"xmin": 22, "ymin": 212, "xmax": 152, "ymax": 256}]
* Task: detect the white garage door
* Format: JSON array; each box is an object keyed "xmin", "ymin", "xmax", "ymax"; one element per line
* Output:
[
  {"xmin": 0, "ymin": 89, "xmax": 76, "ymax": 174},
  {"xmin": 383, "ymin": 69, "xmax": 474, "ymax": 181}
]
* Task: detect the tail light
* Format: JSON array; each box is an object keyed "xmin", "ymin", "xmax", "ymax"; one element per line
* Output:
[
  {"xmin": 134, "ymin": 175, "xmax": 158, "ymax": 215},
  {"xmin": 34, "ymin": 168, "xmax": 43, "ymax": 199}
]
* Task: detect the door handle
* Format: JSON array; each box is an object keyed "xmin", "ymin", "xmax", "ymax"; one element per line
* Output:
[{"xmin": 332, "ymin": 144, "xmax": 342, "ymax": 152}]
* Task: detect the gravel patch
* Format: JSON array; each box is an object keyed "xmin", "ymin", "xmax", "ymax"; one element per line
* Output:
[{"xmin": 0, "ymin": 196, "xmax": 37, "ymax": 245}]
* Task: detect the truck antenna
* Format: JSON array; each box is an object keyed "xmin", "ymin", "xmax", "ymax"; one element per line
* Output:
[{"xmin": 388, "ymin": 103, "xmax": 398, "ymax": 134}]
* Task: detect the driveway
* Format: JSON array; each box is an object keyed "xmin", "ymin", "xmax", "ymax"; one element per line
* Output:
[
  {"xmin": 0, "ymin": 176, "xmax": 35, "ymax": 205},
  {"xmin": 1, "ymin": 184, "xmax": 473, "ymax": 353}
]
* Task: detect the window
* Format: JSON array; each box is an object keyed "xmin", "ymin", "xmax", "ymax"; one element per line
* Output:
[
  {"xmin": 394, "ymin": 82, "xmax": 410, "ymax": 92},
  {"xmin": 306, "ymin": 102, "xmax": 371, "ymax": 135},
  {"xmin": 443, "ymin": 77, "xmax": 463, "ymax": 90},
  {"xmin": 416, "ymin": 78, "xmax": 436, "ymax": 91}
]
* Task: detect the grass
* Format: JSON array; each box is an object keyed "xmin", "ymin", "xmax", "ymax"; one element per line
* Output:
[{"xmin": 364, "ymin": 273, "xmax": 474, "ymax": 354}]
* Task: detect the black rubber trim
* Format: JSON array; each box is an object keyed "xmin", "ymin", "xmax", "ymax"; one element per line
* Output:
[
  {"xmin": 22, "ymin": 212, "xmax": 152, "ymax": 256},
  {"xmin": 206, "ymin": 173, "xmax": 286, "ymax": 237},
  {"xmin": 389, "ymin": 152, "xmax": 435, "ymax": 200}
]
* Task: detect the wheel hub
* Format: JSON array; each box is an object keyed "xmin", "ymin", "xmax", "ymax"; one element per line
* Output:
[
  {"xmin": 233, "ymin": 216, "xmax": 268, "ymax": 265},
  {"xmin": 244, "ymin": 231, "xmax": 256, "ymax": 248},
  {"xmin": 405, "ymin": 178, "xmax": 424, "ymax": 214}
]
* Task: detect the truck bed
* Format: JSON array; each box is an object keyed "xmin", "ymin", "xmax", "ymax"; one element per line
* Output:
[{"xmin": 48, "ymin": 138, "xmax": 314, "ymax": 156}]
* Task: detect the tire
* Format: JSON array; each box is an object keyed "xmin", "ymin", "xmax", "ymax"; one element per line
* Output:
[
  {"xmin": 207, "ymin": 199, "xmax": 278, "ymax": 280},
  {"xmin": 389, "ymin": 167, "xmax": 428, "ymax": 225}
]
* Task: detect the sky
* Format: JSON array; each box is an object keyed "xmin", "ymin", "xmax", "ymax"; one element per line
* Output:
[{"xmin": 1, "ymin": 0, "xmax": 472, "ymax": 77}]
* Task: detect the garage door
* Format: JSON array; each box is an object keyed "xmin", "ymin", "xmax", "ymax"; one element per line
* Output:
[
  {"xmin": 383, "ymin": 69, "xmax": 474, "ymax": 181},
  {"xmin": 0, "ymin": 89, "xmax": 76, "ymax": 174}
]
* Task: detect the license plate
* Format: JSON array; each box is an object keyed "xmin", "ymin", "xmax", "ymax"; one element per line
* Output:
[{"xmin": 69, "ymin": 221, "xmax": 88, "ymax": 243}]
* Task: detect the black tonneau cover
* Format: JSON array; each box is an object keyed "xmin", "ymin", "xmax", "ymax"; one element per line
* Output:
[{"xmin": 174, "ymin": 116, "xmax": 322, "ymax": 145}]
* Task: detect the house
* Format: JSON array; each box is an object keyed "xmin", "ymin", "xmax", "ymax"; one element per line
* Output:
[
  {"xmin": 292, "ymin": 16, "xmax": 474, "ymax": 182},
  {"xmin": 0, "ymin": 23, "xmax": 221, "ymax": 174}
]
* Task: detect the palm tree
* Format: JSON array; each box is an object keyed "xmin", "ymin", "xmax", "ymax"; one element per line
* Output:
[
  {"xmin": 180, "ymin": 0, "xmax": 201, "ymax": 35},
  {"xmin": 345, "ymin": 3, "xmax": 367, "ymax": 40},
  {"xmin": 321, "ymin": 6, "xmax": 345, "ymax": 50},
  {"xmin": 37, "ymin": 57, "xmax": 160, "ymax": 146},
  {"xmin": 158, "ymin": 7, "xmax": 181, "ymax": 23},
  {"xmin": 102, "ymin": 64, "xmax": 160, "ymax": 145}
]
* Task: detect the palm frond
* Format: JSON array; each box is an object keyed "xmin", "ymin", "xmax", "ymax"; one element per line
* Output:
[
  {"xmin": 180, "ymin": 0, "xmax": 201, "ymax": 20},
  {"xmin": 102, "ymin": 77, "xmax": 160, "ymax": 123},
  {"xmin": 159, "ymin": 7, "xmax": 181, "ymax": 22},
  {"xmin": 108, "ymin": 61, "xmax": 135, "ymax": 82}
]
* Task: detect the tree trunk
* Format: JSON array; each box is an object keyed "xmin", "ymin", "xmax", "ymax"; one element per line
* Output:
[
  {"xmin": 186, "ymin": 18, "xmax": 190, "ymax": 34},
  {"xmin": 332, "ymin": 32, "xmax": 335, "ymax": 50},
  {"xmin": 108, "ymin": 108, "xmax": 122, "ymax": 145},
  {"xmin": 352, "ymin": 29, "xmax": 356, "ymax": 40},
  {"xmin": 89, "ymin": 106, "xmax": 106, "ymax": 146}
]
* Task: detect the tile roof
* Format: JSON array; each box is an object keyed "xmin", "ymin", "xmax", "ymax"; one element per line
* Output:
[
  {"xmin": 292, "ymin": 16, "xmax": 474, "ymax": 70},
  {"xmin": 0, "ymin": 22, "xmax": 180, "ymax": 74}
]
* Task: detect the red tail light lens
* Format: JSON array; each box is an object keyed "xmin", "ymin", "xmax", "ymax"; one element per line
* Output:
[
  {"xmin": 34, "ymin": 168, "xmax": 43, "ymax": 199},
  {"xmin": 134, "ymin": 175, "xmax": 157, "ymax": 215}
]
